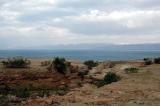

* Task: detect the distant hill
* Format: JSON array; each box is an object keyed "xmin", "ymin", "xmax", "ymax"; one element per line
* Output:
[{"xmin": 28, "ymin": 43, "xmax": 160, "ymax": 51}]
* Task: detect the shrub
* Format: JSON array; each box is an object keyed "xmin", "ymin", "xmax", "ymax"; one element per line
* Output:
[
  {"xmin": 15, "ymin": 88, "xmax": 30, "ymax": 98},
  {"xmin": 0, "ymin": 84, "xmax": 30, "ymax": 99},
  {"xmin": 0, "ymin": 95, "xmax": 9, "ymax": 106},
  {"xmin": 0, "ymin": 84, "xmax": 10, "ymax": 95},
  {"xmin": 104, "ymin": 72, "xmax": 120, "ymax": 84},
  {"xmin": 143, "ymin": 58, "xmax": 153, "ymax": 65},
  {"xmin": 2, "ymin": 57, "xmax": 30, "ymax": 68},
  {"xmin": 48, "ymin": 57, "xmax": 70, "ymax": 74},
  {"xmin": 78, "ymin": 71, "xmax": 88, "ymax": 79},
  {"xmin": 154, "ymin": 57, "xmax": 160, "ymax": 64},
  {"xmin": 56, "ymin": 85, "xmax": 69, "ymax": 96},
  {"xmin": 84, "ymin": 60, "xmax": 98, "ymax": 69},
  {"xmin": 124, "ymin": 67, "xmax": 139, "ymax": 73},
  {"xmin": 94, "ymin": 72, "xmax": 120, "ymax": 87},
  {"xmin": 38, "ymin": 90, "xmax": 50, "ymax": 97},
  {"xmin": 94, "ymin": 80, "xmax": 106, "ymax": 88},
  {"xmin": 54, "ymin": 57, "xmax": 67, "ymax": 74}
]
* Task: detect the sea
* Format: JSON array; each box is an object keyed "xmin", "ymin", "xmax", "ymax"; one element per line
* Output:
[{"xmin": 0, "ymin": 50, "xmax": 160, "ymax": 61}]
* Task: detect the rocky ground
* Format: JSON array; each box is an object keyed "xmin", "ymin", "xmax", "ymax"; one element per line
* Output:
[{"xmin": 0, "ymin": 59, "xmax": 160, "ymax": 106}]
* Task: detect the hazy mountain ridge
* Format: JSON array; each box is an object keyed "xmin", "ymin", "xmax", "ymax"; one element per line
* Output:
[{"xmin": 26, "ymin": 43, "xmax": 160, "ymax": 51}]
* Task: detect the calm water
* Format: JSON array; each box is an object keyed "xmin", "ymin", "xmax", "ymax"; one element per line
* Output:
[{"xmin": 0, "ymin": 50, "xmax": 160, "ymax": 61}]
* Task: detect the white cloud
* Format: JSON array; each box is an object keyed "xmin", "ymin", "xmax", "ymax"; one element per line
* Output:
[
  {"xmin": 56, "ymin": 9, "xmax": 160, "ymax": 36},
  {"xmin": 0, "ymin": 10, "xmax": 20, "ymax": 21},
  {"xmin": 20, "ymin": 0, "xmax": 56, "ymax": 11},
  {"xmin": 70, "ymin": 10, "xmax": 160, "ymax": 28},
  {"xmin": 0, "ymin": 0, "xmax": 160, "ymax": 49},
  {"xmin": 0, "ymin": 25, "xmax": 159, "ymax": 49}
]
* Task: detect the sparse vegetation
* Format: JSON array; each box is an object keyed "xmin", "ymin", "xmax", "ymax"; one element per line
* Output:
[
  {"xmin": 15, "ymin": 88, "xmax": 30, "ymax": 98},
  {"xmin": 2, "ymin": 57, "xmax": 30, "ymax": 68},
  {"xmin": 143, "ymin": 58, "xmax": 153, "ymax": 65},
  {"xmin": 0, "ymin": 84, "xmax": 30, "ymax": 98},
  {"xmin": 124, "ymin": 67, "xmax": 139, "ymax": 73},
  {"xmin": 104, "ymin": 72, "xmax": 121, "ymax": 84},
  {"xmin": 41, "ymin": 60, "xmax": 51, "ymax": 66},
  {"xmin": 154, "ymin": 57, "xmax": 160, "ymax": 64},
  {"xmin": 0, "ymin": 58, "xmax": 160, "ymax": 106},
  {"xmin": 94, "ymin": 72, "xmax": 120, "ymax": 87},
  {"xmin": 37, "ymin": 90, "xmax": 50, "ymax": 97},
  {"xmin": 84, "ymin": 60, "xmax": 98, "ymax": 69},
  {"xmin": 108, "ymin": 62, "xmax": 115, "ymax": 68},
  {"xmin": 0, "ymin": 83, "xmax": 70, "ymax": 102},
  {"xmin": 56, "ymin": 85, "xmax": 69, "ymax": 96},
  {"xmin": 143, "ymin": 57, "xmax": 160, "ymax": 65},
  {"xmin": 77, "ymin": 81, "xmax": 83, "ymax": 87},
  {"xmin": 94, "ymin": 79, "xmax": 106, "ymax": 88},
  {"xmin": 0, "ymin": 95, "xmax": 9, "ymax": 106},
  {"xmin": 78, "ymin": 71, "xmax": 88, "ymax": 79}
]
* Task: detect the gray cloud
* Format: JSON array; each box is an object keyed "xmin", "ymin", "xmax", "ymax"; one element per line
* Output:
[
  {"xmin": 47, "ymin": 10, "xmax": 160, "ymax": 35},
  {"xmin": 56, "ymin": 0, "xmax": 160, "ymax": 10},
  {"xmin": 0, "ymin": 0, "xmax": 160, "ymax": 49}
]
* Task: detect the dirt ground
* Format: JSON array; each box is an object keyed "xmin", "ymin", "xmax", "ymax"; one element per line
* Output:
[{"xmin": 0, "ymin": 59, "xmax": 160, "ymax": 106}]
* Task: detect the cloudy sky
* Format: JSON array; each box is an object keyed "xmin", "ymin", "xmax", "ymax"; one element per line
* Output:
[{"xmin": 0, "ymin": 0, "xmax": 160, "ymax": 49}]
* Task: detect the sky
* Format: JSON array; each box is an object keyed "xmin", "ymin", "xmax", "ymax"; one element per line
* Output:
[{"xmin": 0, "ymin": 0, "xmax": 160, "ymax": 49}]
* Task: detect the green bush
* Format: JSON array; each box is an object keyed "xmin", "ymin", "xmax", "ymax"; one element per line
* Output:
[
  {"xmin": 84, "ymin": 60, "xmax": 98, "ymax": 69},
  {"xmin": 48, "ymin": 57, "xmax": 70, "ymax": 74},
  {"xmin": 54, "ymin": 57, "xmax": 67, "ymax": 73},
  {"xmin": 124, "ymin": 67, "xmax": 139, "ymax": 73},
  {"xmin": 0, "ymin": 84, "xmax": 11, "ymax": 95},
  {"xmin": 2, "ymin": 57, "xmax": 30, "ymax": 68},
  {"xmin": 78, "ymin": 71, "xmax": 88, "ymax": 78},
  {"xmin": 104, "ymin": 72, "xmax": 120, "ymax": 84},
  {"xmin": 0, "ymin": 95, "xmax": 9, "ymax": 106},
  {"xmin": 38, "ymin": 90, "xmax": 50, "ymax": 97},
  {"xmin": 54, "ymin": 57, "xmax": 67, "ymax": 74},
  {"xmin": 0, "ymin": 84, "xmax": 30, "ymax": 98},
  {"xmin": 94, "ymin": 72, "xmax": 120, "ymax": 87},
  {"xmin": 15, "ymin": 88, "xmax": 30, "ymax": 98},
  {"xmin": 94, "ymin": 80, "xmax": 106, "ymax": 88},
  {"xmin": 143, "ymin": 58, "xmax": 153, "ymax": 65},
  {"xmin": 154, "ymin": 57, "xmax": 160, "ymax": 64}
]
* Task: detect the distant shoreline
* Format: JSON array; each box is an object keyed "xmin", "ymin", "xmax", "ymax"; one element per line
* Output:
[{"xmin": 0, "ymin": 50, "xmax": 160, "ymax": 61}]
